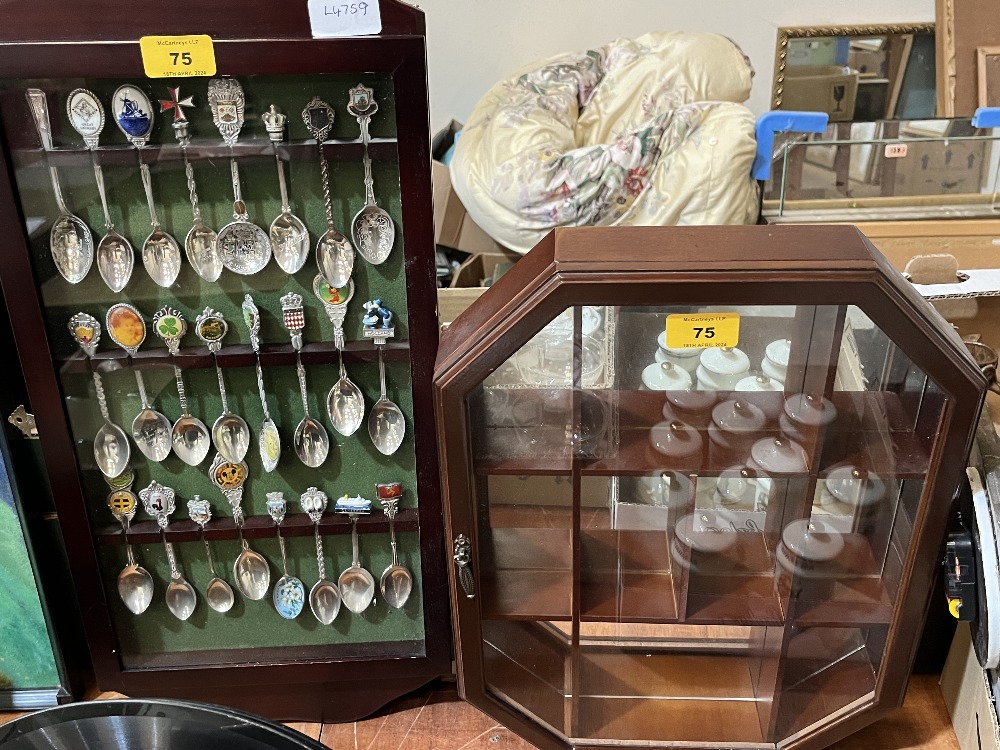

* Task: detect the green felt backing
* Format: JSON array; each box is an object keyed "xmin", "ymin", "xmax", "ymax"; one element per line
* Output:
[{"xmin": 6, "ymin": 73, "xmax": 428, "ymax": 659}]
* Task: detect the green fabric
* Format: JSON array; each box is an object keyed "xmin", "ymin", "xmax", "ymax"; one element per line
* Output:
[
  {"xmin": 9, "ymin": 73, "xmax": 426, "ymax": 657},
  {"xmin": 0, "ymin": 501, "xmax": 60, "ymax": 688}
]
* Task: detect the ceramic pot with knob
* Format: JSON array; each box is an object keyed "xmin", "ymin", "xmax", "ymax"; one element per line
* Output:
[
  {"xmin": 747, "ymin": 436, "xmax": 809, "ymax": 475},
  {"xmin": 761, "ymin": 338, "xmax": 791, "ymax": 385},
  {"xmin": 642, "ymin": 361, "xmax": 693, "ymax": 391},
  {"xmin": 776, "ymin": 517, "xmax": 845, "ymax": 586},
  {"xmin": 656, "ymin": 332, "xmax": 703, "ymax": 373},
  {"xmin": 780, "ymin": 392, "xmax": 837, "ymax": 446},
  {"xmin": 670, "ymin": 510, "xmax": 739, "ymax": 573},
  {"xmin": 648, "ymin": 420, "xmax": 704, "ymax": 469},
  {"xmin": 734, "ymin": 374, "xmax": 784, "ymax": 422},
  {"xmin": 663, "ymin": 389, "xmax": 717, "ymax": 428},
  {"xmin": 697, "ymin": 346, "xmax": 750, "ymax": 391},
  {"xmin": 708, "ymin": 399, "xmax": 766, "ymax": 467}
]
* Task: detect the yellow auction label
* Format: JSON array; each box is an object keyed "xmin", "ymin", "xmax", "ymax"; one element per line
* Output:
[
  {"xmin": 666, "ymin": 312, "xmax": 740, "ymax": 349},
  {"xmin": 139, "ymin": 35, "xmax": 216, "ymax": 78}
]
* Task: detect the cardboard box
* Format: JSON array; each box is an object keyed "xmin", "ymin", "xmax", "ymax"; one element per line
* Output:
[
  {"xmin": 892, "ymin": 139, "xmax": 987, "ymax": 196},
  {"xmin": 941, "ymin": 623, "xmax": 1000, "ymax": 750},
  {"xmin": 782, "ymin": 65, "xmax": 859, "ymax": 122},
  {"xmin": 431, "ymin": 120, "xmax": 507, "ymax": 256}
]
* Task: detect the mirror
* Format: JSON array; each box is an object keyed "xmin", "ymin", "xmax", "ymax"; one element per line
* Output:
[{"xmin": 773, "ymin": 24, "xmax": 936, "ymax": 121}]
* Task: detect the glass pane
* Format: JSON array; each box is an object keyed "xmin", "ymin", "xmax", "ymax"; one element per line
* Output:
[
  {"xmin": 762, "ymin": 120, "xmax": 1000, "ymax": 221},
  {"xmin": 468, "ymin": 301, "xmax": 946, "ymax": 745},
  {"xmin": 4, "ymin": 73, "xmax": 423, "ymax": 669}
]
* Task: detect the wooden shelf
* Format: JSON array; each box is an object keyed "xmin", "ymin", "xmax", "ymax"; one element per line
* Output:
[
  {"xmin": 471, "ymin": 388, "xmax": 933, "ymax": 479},
  {"xmin": 61, "ymin": 340, "xmax": 411, "ymax": 374},
  {"xmin": 96, "ymin": 507, "xmax": 418, "ymax": 545},
  {"xmin": 574, "ymin": 651, "xmax": 765, "ymax": 745},
  {"xmin": 789, "ymin": 533, "xmax": 895, "ymax": 627},
  {"xmin": 13, "ymin": 137, "xmax": 399, "ymax": 169}
]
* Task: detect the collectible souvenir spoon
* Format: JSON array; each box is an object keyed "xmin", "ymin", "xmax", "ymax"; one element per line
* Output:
[
  {"xmin": 139, "ymin": 480, "xmax": 197, "ymax": 621},
  {"xmin": 26, "ymin": 89, "xmax": 94, "ymax": 285},
  {"xmin": 241, "ymin": 295, "xmax": 281, "ymax": 472},
  {"xmin": 281, "ymin": 293, "xmax": 330, "ymax": 467},
  {"xmin": 363, "ymin": 300, "xmax": 405, "ymax": 455},
  {"xmin": 303, "ymin": 96, "xmax": 354, "ymax": 288},
  {"xmin": 195, "ymin": 307, "xmax": 251, "ymax": 464},
  {"xmin": 300, "ymin": 487, "xmax": 341, "ymax": 623},
  {"xmin": 208, "ymin": 78, "xmax": 271, "ymax": 274},
  {"xmin": 377, "ymin": 483, "xmax": 412, "ymax": 609},
  {"xmin": 68, "ymin": 313, "xmax": 130, "ymax": 478},
  {"xmin": 153, "ymin": 307, "xmax": 211, "ymax": 466},
  {"xmin": 105, "ymin": 473, "xmax": 153, "ymax": 614},
  {"xmin": 210, "ymin": 453, "xmax": 270, "ymax": 600},
  {"xmin": 268, "ymin": 492, "xmax": 304, "ymax": 619},
  {"xmin": 105, "ymin": 303, "xmax": 172, "ymax": 463},
  {"xmin": 64, "ymin": 88, "xmax": 134, "ymax": 292},
  {"xmin": 262, "ymin": 105, "xmax": 309, "ymax": 274},
  {"xmin": 161, "ymin": 87, "xmax": 222, "ymax": 282},
  {"xmin": 337, "ymin": 494, "xmax": 375, "ymax": 614},
  {"xmin": 112, "ymin": 84, "xmax": 182, "ymax": 288},
  {"xmin": 348, "ymin": 84, "xmax": 394, "ymax": 265},
  {"xmin": 187, "ymin": 495, "xmax": 235, "ymax": 613},
  {"xmin": 314, "ymin": 275, "xmax": 363, "ymax": 436}
]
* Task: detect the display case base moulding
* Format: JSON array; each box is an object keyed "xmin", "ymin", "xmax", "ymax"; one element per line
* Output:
[
  {"xmin": 0, "ymin": 0, "xmax": 449, "ymax": 722},
  {"xmin": 434, "ymin": 225, "xmax": 986, "ymax": 750}
]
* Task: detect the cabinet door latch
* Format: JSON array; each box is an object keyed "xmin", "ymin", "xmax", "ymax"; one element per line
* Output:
[
  {"xmin": 453, "ymin": 534, "xmax": 475, "ymax": 599},
  {"xmin": 7, "ymin": 405, "xmax": 38, "ymax": 439}
]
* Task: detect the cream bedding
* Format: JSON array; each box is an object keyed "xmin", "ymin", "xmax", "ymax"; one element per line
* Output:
[{"xmin": 450, "ymin": 31, "xmax": 761, "ymax": 254}]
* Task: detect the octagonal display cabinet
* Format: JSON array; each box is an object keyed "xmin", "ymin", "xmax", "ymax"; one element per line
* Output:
[{"xmin": 433, "ymin": 225, "xmax": 985, "ymax": 750}]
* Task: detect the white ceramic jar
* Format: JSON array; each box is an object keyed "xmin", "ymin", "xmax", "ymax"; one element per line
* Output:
[
  {"xmin": 641, "ymin": 361, "xmax": 693, "ymax": 391},
  {"xmin": 697, "ymin": 347, "xmax": 750, "ymax": 390}
]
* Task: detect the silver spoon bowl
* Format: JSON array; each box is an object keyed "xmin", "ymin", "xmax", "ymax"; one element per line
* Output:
[
  {"xmin": 132, "ymin": 406, "xmax": 172, "ymax": 462},
  {"xmin": 294, "ymin": 416, "xmax": 330, "ymax": 468},
  {"xmin": 213, "ymin": 412, "xmax": 251, "ymax": 464},
  {"xmin": 96, "ymin": 231, "xmax": 135, "ymax": 293},
  {"xmin": 186, "ymin": 223, "xmax": 222, "ymax": 282},
  {"xmin": 50, "ymin": 215, "xmax": 94, "ymax": 284},
  {"xmin": 339, "ymin": 514, "xmax": 375, "ymax": 614},
  {"xmin": 142, "ymin": 227, "xmax": 182, "ymax": 288},
  {"xmin": 165, "ymin": 575, "xmax": 197, "ymax": 621},
  {"xmin": 95, "ymin": 422, "xmax": 131, "ymax": 479},
  {"xmin": 206, "ymin": 577, "xmax": 235, "ymax": 612},
  {"xmin": 380, "ymin": 497, "xmax": 412, "ymax": 609},
  {"xmin": 352, "ymin": 204, "xmax": 394, "ymax": 267},
  {"xmin": 172, "ymin": 414, "xmax": 211, "ymax": 466},
  {"xmin": 233, "ymin": 537, "xmax": 271, "ymax": 601},
  {"xmin": 316, "ymin": 230, "xmax": 354, "ymax": 289},
  {"xmin": 328, "ymin": 377, "xmax": 364, "ymax": 436},
  {"xmin": 118, "ymin": 562, "xmax": 154, "ymax": 615}
]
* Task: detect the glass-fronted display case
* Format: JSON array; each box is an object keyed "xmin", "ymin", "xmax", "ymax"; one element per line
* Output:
[
  {"xmin": 434, "ymin": 225, "xmax": 985, "ymax": 750},
  {"xmin": 0, "ymin": 0, "xmax": 448, "ymax": 721}
]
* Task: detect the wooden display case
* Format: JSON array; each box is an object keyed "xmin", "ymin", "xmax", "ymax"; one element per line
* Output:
[
  {"xmin": 0, "ymin": 0, "xmax": 448, "ymax": 722},
  {"xmin": 434, "ymin": 225, "xmax": 986, "ymax": 750}
]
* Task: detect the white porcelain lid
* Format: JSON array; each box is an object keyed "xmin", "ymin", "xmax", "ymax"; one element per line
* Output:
[
  {"xmin": 780, "ymin": 518, "xmax": 845, "ymax": 562},
  {"xmin": 649, "ymin": 420, "xmax": 703, "ymax": 458},
  {"xmin": 641, "ymin": 362, "xmax": 693, "ymax": 391},
  {"xmin": 783, "ymin": 392, "xmax": 837, "ymax": 427},
  {"xmin": 825, "ymin": 466, "xmax": 885, "ymax": 506},
  {"xmin": 674, "ymin": 511, "xmax": 739, "ymax": 553},
  {"xmin": 700, "ymin": 346, "xmax": 750, "ymax": 376},
  {"xmin": 715, "ymin": 466, "xmax": 755, "ymax": 505},
  {"xmin": 656, "ymin": 331, "xmax": 703, "ymax": 358},
  {"xmin": 749, "ymin": 437, "xmax": 808, "ymax": 473},
  {"xmin": 712, "ymin": 399, "xmax": 766, "ymax": 433},
  {"xmin": 765, "ymin": 338, "xmax": 791, "ymax": 368},
  {"xmin": 735, "ymin": 374, "xmax": 780, "ymax": 392},
  {"xmin": 664, "ymin": 389, "xmax": 717, "ymax": 416}
]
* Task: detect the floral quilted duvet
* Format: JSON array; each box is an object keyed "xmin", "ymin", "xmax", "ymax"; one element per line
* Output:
[{"xmin": 451, "ymin": 31, "xmax": 761, "ymax": 254}]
